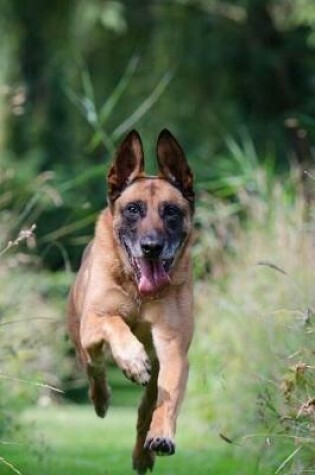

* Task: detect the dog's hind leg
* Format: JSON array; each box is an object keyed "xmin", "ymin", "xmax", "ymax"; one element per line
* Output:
[
  {"xmin": 132, "ymin": 359, "xmax": 159, "ymax": 474},
  {"xmin": 86, "ymin": 356, "xmax": 111, "ymax": 419},
  {"xmin": 80, "ymin": 340, "xmax": 110, "ymax": 418},
  {"xmin": 67, "ymin": 298, "xmax": 110, "ymax": 418}
]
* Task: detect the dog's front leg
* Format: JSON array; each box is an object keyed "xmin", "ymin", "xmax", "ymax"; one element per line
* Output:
[
  {"xmin": 81, "ymin": 313, "xmax": 152, "ymax": 389},
  {"xmin": 144, "ymin": 325, "xmax": 191, "ymax": 456}
]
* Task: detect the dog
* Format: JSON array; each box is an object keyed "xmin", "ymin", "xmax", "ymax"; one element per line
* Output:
[{"xmin": 67, "ymin": 129, "xmax": 195, "ymax": 474}]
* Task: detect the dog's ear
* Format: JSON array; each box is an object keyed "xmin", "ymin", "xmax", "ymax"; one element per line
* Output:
[
  {"xmin": 157, "ymin": 129, "xmax": 194, "ymax": 209},
  {"xmin": 107, "ymin": 130, "xmax": 144, "ymax": 204}
]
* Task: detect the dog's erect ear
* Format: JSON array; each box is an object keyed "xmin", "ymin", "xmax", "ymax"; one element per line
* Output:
[
  {"xmin": 157, "ymin": 129, "xmax": 194, "ymax": 209},
  {"xmin": 107, "ymin": 130, "xmax": 144, "ymax": 204}
]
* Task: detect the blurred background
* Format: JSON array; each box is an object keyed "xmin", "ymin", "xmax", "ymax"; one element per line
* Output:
[{"xmin": 0, "ymin": 1, "xmax": 314, "ymax": 474}]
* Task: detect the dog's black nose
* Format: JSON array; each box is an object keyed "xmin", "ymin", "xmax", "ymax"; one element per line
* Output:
[{"xmin": 140, "ymin": 234, "xmax": 164, "ymax": 258}]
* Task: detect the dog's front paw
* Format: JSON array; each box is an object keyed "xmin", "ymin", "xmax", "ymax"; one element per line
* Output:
[
  {"xmin": 144, "ymin": 436, "xmax": 175, "ymax": 456},
  {"xmin": 114, "ymin": 342, "xmax": 151, "ymax": 386}
]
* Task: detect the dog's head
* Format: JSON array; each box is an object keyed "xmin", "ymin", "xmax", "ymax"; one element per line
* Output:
[{"xmin": 107, "ymin": 129, "xmax": 194, "ymax": 297}]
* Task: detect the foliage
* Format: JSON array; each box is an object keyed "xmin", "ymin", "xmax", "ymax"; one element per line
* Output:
[
  {"xmin": 0, "ymin": 264, "xmax": 71, "ymax": 433},
  {"xmin": 0, "ymin": 187, "xmax": 71, "ymax": 446},
  {"xmin": 193, "ymin": 133, "xmax": 292, "ymax": 278},
  {"xmin": 190, "ymin": 167, "xmax": 315, "ymax": 473}
]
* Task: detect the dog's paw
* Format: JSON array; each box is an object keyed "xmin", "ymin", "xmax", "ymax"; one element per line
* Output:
[
  {"xmin": 144, "ymin": 436, "xmax": 175, "ymax": 456},
  {"xmin": 89, "ymin": 381, "xmax": 111, "ymax": 418},
  {"xmin": 132, "ymin": 447, "xmax": 155, "ymax": 474},
  {"xmin": 114, "ymin": 342, "xmax": 151, "ymax": 386}
]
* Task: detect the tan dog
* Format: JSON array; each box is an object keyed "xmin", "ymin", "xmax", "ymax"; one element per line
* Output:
[{"xmin": 67, "ymin": 129, "xmax": 195, "ymax": 474}]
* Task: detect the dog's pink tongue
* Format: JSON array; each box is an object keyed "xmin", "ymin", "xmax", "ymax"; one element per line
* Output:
[{"xmin": 138, "ymin": 259, "xmax": 170, "ymax": 296}]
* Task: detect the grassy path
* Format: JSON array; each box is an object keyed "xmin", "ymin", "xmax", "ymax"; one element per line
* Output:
[{"xmin": 1, "ymin": 405, "xmax": 266, "ymax": 475}]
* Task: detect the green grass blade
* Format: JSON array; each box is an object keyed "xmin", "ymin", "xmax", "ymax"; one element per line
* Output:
[
  {"xmin": 99, "ymin": 55, "xmax": 140, "ymax": 123},
  {"xmin": 59, "ymin": 164, "xmax": 106, "ymax": 192},
  {"xmin": 0, "ymin": 456, "xmax": 22, "ymax": 475},
  {"xmin": 112, "ymin": 70, "xmax": 173, "ymax": 140},
  {"xmin": 39, "ymin": 213, "xmax": 98, "ymax": 243},
  {"xmin": 81, "ymin": 67, "xmax": 95, "ymax": 104},
  {"xmin": 274, "ymin": 446, "xmax": 302, "ymax": 474}
]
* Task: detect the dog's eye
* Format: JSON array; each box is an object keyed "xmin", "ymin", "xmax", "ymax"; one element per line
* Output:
[
  {"xmin": 164, "ymin": 204, "xmax": 181, "ymax": 217},
  {"xmin": 125, "ymin": 203, "xmax": 140, "ymax": 215}
]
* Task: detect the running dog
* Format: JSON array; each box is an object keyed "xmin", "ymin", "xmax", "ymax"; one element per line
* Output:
[{"xmin": 67, "ymin": 129, "xmax": 195, "ymax": 473}]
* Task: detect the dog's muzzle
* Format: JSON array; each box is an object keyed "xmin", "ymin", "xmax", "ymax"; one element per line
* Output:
[{"xmin": 125, "ymin": 233, "xmax": 174, "ymax": 297}]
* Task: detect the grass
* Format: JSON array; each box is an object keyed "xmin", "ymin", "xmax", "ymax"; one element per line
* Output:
[
  {"xmin": 190, "ymin": 171, "xmax": 315, "ymax": 473},
  {"xmin": 0, "ymin": 404, "xmax": 267, "ymax": 475}
]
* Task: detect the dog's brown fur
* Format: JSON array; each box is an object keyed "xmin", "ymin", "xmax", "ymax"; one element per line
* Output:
[{"xmin": 67, "ymin": 129, "xmax": 194, "ymax": 474}]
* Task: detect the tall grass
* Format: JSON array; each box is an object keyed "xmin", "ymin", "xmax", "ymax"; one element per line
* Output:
[
  {"xmin": 0, "ymin": 174, "xmax": 71, "ymax": 443},
  {"xmin": 190, "ymin": 161, "xmax": 315, "ymax": 473}
]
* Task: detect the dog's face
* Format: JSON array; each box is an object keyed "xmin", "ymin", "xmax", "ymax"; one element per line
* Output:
[{"xmin": 107, "ymin": 130, "xmax": 194, "ymax": 297}]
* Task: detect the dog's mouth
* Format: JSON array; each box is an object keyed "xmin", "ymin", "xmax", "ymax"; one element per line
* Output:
[{"xmin": 131, "ymin": 257, "xmax": 173, "ymax": 297}]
